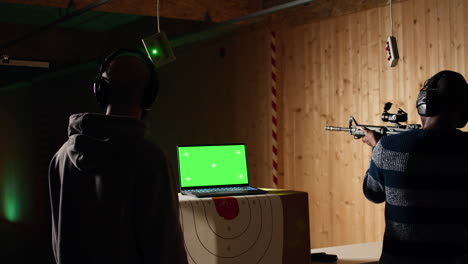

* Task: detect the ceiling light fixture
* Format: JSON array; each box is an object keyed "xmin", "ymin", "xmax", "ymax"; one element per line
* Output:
[
  {"xmin": 0, "ymin": 54, "xmax": 49, "ymax": 69},
  {"xmin": 141, "ymin": 0, "xmax": 176, "ymax": 68}
]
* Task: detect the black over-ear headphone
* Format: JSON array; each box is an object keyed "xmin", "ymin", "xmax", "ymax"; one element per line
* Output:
[
  {"xmin": 416, "ymin": 71, "xmax": 447, "ymax": 117},
  {"xmin": 93, "ymin": 48, "xmax": 159, "ymax": 111}
]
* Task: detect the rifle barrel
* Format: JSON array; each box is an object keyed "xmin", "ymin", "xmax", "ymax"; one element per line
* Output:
[{"xmin": 324, "ymin": 126, "xmax": 351, "ymax": 132}]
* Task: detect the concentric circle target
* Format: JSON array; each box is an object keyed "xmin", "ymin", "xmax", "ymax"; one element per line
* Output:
[{"xmin": 179, "ymin": 194, "xmax": 283, "ymax": 264}]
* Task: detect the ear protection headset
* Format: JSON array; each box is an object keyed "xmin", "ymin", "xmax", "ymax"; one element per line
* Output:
[
  {"xmin": 93, "ymin": 48, "xmax": 159, "ymax": 111},
  {"xmin": 416, "ymin": 71, "xmax": 446, "ymax": 117},
  {"xmin": 417, "ymin": 70, "xmax": 468, "ymax": 127}
]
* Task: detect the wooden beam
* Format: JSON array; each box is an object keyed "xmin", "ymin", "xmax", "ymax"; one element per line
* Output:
[
  {"xmin": 0, "ymin": 0, "xmax": 263, "ymax": 22},
  {"xmin": 270, "ymin": 0, "xmax": 410, "ymax": 25}
]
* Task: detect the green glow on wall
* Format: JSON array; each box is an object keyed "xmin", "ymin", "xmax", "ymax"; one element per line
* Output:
[
  {"xmin": 2, "ymin": 166, "xmax": 21, "ymax": 222},
  {"xmin": 4, "ymin": 191, "xmax": 18, "ymax": 222},
  {"xmin": 0, "ymin": 97, "xmax": 31, "ymax": 224}
]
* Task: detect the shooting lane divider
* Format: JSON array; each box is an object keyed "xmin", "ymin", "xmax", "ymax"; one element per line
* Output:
[{"xmin": 271, "ymin": 31, "xmax": 279, "ymax": 188}]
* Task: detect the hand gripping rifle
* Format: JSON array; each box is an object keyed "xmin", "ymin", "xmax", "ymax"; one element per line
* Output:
[{"xmin": 324, "ymin": 102, "xmax": 422, "ymax": 139}]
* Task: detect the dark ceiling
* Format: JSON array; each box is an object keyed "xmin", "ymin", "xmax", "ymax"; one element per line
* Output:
[
  {"xmin": 0, "ymin": 2, "xmax": 210, "ymax": 90},
  {"xmin": 0, "ymin": 2, "xmax": 140, "ymax": 89},
  {"xmin": 0, "ymin": 0, "xmax": 408, "ymax": 90},
  {"xmin": 0, "ymin": 2, "xmax": 143, "ymax": 31}
]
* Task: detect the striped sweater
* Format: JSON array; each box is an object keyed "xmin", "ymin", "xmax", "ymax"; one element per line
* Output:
[{"xmin": 364, "ymin": 129, "xmax": 468, "ymax": 264}]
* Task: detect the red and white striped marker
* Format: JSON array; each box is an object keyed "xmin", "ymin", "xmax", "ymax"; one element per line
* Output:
[{"xmin": 271, "ymin": 31, "xmax": 279, "ymax": 188}]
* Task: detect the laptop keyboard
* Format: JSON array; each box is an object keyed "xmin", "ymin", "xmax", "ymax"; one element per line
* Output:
[{"xmin": 185, "ymin": 186, "xmax": 258, "ymax": 193}]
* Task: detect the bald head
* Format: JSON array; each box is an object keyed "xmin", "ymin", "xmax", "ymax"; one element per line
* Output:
[{"xmin": 105, "ymin": 55, "xmax": 151, "ymax": 107}]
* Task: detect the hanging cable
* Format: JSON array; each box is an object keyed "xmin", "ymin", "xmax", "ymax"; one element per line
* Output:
[
  {"xmin": 390, "ymin": 0, "xmax": 393, "ymax": 36},
  {"xmin": 157, "ymin": 0, "xmax": 161, "ymax": 33}
]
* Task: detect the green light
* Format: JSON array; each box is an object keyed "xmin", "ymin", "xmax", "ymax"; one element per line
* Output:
[
  {"xmin": 0, "ymin": 111, "xmax": 28, "ymax": 224},
  {"xmin": 4, "ymin": 188, "xmax": 18, "ymax": 222},
  {"xmin": 151, "ymin": 48, "xmax": 159, "ymax": 55},
  {"xmin": 3, "ymin": 166, "xmax": 20, "ymax": 222}
]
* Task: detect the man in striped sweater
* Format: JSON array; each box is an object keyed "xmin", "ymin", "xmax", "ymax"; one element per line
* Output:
[{"xmin": 362, "ymin": 70, "xmax": 468, "ymax": 264}]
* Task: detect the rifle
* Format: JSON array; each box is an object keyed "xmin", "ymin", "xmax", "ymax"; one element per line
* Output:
[{"xmin": 324, "ymin": 102, "xmax": 422, "ymax": 139}]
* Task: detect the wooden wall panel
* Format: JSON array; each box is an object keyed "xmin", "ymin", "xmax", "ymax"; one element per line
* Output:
[
  {"xmin": 151, "ymin": 23, "xmax": 273, "ymax": 188},
  {"xmin": 274, "ymin": 0, "xmax": 468, "ymax": 248},
  {"xmin": 451, "ymin": 0, "xmax": 466, "ymax": 72},
  {"xmin": 144, "ymin": 0, "xmax": 468, "ymax": 250}
]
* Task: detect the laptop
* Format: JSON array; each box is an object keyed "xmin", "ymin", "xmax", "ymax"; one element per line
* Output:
[{"xmin": 177, "ymin": 144, "xmax": 267, "ymax": 198}]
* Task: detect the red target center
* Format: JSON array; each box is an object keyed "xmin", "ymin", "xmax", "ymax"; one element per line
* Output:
[{"xmin": 213, "ymin": 197, "xmax": 239, "ymax": 220}]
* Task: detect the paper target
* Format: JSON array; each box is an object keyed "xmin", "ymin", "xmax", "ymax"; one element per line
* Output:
[{"xmin": 179, "ymin": 194, "xmax": 283, "ymax": 264}]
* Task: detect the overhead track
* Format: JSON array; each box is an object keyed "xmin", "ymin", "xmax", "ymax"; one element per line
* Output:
[
  {"xmin": 1, "ymin": 0, "xmax": 316, "ymax": 91},
  {"xmin": 0, "ymin": 0, "xmax": 114, "ymax": 50},
  {"xmin": 171, "ymin": 0, "xmax": 316, "ymax": 48}
]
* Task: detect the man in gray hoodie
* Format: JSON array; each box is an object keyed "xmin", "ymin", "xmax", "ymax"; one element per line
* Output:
[{"xmin": 48, "ymin": 49, "xmax": 188, "ymax": 264}]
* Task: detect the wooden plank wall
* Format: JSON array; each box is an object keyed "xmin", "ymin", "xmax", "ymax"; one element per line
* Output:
[
  {"xmin": 149, "ymin": 0, "xmax": 468, "ymax": 249},
  {"xmin": 151, "ymin": 23, "xmax": 274, "ymax": 189},
  {"xmin": 276, "ymin": 0, "xmax": 468, "ymax": 247}
]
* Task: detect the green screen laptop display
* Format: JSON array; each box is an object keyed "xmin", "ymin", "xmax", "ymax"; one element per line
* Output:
[{"xmin": 178, "ymin": 145, "xmax": 249, "ymax": 188}]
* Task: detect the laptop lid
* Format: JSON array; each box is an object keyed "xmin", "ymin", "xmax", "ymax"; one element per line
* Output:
[{"xmin": 177, "ymin": 144, "xmax": 250, "ymax": 190}]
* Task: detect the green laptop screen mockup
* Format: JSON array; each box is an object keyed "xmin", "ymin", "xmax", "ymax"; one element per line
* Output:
[{"xmin": 178, "ymin": 144, "xmax": 249, "ymax": 188}]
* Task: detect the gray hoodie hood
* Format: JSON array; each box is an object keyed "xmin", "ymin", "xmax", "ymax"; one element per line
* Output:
[
  {"xmin": 66, "ymin": 113, "xmax": 146, "ymax": 172},
  {"xmin": 49, "ymin": 113, "xmax": 188, "ymax": 264}
]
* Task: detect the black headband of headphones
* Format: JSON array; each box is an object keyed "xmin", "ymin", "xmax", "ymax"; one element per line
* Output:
[{"xmin": 93, "ymin": 48, "xmax": 159, "ymax": 111}]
